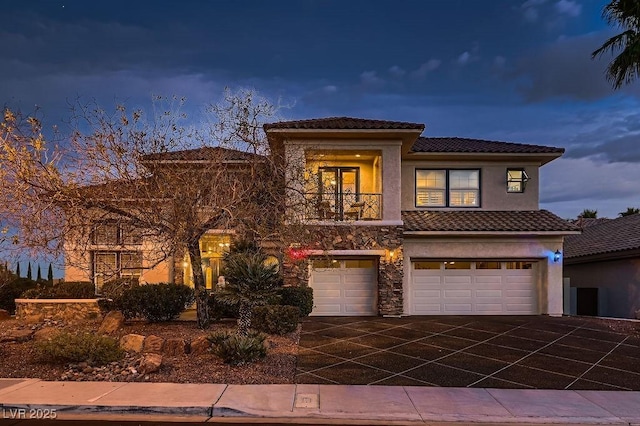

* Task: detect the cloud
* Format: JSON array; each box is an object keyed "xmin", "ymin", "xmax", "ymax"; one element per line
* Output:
[
  {"xmin": 322, "ymin": 85, "xmax": 338, "ymax": 93},
  {"xmin": 540, "ymin": 157, "xmax": 640, "ymax": 218},
  {"xmin": 509, "ymin": 31, "xmax": 640, "ymax": 102},
  {"xmin": 521, "ymin": 0, "xmax": 548, "ymax": 22},
  {"xmin": 457, "ymin": 51, "xmax": 471, "ymax": 65},
  {"xmin": 554, "ymin": 0, "xmax": 581, "ymax": 17},
  {"xmin": 411, "ymin": 59, "xmax": 441, "ymax": 78},
  {"xmin": 388, "ymin": 65, "xmax": 406, "ymax": 78},
  {"xmin": 359, "ymin": 70, "xmax": 384, "ymax": 87}
]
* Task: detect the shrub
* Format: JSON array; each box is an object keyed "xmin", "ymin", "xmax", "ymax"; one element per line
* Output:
[
  {"xmin": 21, "ymin": 281, "xmax": 95, "ymax": 299},
  {"xmin": 35, "ymin": 332, "xmax": 124, "ymax": 365},
  {"xmin": 252, "ymin": 305, "xmax": 300, "ymax": 335},
  {"xmin": 100, "ymin": 277, "xmax": 139, "ymax": 299},
  {"xmin": 277, "ymin": 286, "xmax": 313, "ymax": 317},
  {"xmin": 108, "ymin": 283, "xmax": 195, "ymax": 321},
  {"xmin": 207, "ymin": 291, "xmax": 239, "ymax": 320},
  {"xmin": 207, "ymin": 329, "xmax": 267, "ymax": 365},
  {"xmin": 0, "ymin": 278, "xmax": 37, "ymax": 314}
]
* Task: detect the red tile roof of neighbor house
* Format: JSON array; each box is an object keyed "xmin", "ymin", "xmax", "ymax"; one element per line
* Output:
[
  {"xmin": 263, "ymin": 117, "xmax": 425, "ymax": 130},
  {"xmin": 410, "ymin": 137, "xmax": 565, "ymax": 154},
  {"xmin": 402, "ymin": 210, "xmax": 579, "ymax": 233},
  {"xmin": 564, "ymin": 213, "xmax": 640, "ymax": 258},
  {"xmin": 141, "ymin": 146, "xmax": 263, "ymax": 162}
]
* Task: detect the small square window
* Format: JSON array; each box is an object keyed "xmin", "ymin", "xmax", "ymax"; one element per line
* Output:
[{"xmin": 507, "ymin": 169, "xmax": 529, "ymax": 193}]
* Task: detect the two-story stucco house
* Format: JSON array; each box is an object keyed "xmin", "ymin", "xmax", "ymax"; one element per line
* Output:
[
  {"xmin": 65, "ymin": 116, "xmax": 579, "ymax": 317},
  {"xmin": 265, "ymin": 117, "xmax": 579, "ymax": 317}
]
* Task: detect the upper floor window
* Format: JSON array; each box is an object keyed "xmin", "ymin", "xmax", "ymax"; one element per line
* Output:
[
  {"xmin": 507, "ymin": 168, "xmax": 529, "ymax": 193},
  {"xmin": 92, "ymin": 221, "xmax": 142, "ymax": 245},
  {"xmin": 416, "ymin": 169, "xmax": 480, "ymax": 207}
]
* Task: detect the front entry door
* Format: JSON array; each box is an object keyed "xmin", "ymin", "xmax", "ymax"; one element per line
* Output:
[{"xmin": 319, "ymin": 167, "xmax": 359, "ymax": 219}]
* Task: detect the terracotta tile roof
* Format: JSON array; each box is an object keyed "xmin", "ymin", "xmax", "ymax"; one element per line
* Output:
[
  {"xmin": 571, "ymin": 217, "xmax": 612, "ymax": 229},
  {"xmin": 402, "ymin": 210, "xmax": 579, "ymax": 233},
  {"xmin": 564, "ymin": 214, "xmax": 640, "ymax": 258},
  {"xmin": 264, "ymin": 117, "xmax": 425, "ymax": 131},
  {"xmin": 410, "ymin": 137, "xmax": 564, "ymax": 154},
  {"xmin": 141, "ymin": 147, "xmax": 262, "ymax": 162}
]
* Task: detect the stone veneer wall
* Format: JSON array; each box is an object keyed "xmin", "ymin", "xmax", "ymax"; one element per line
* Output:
[
  {"xmin": 15, "ymin": 299, "xmax": 102, "ymax": 323},
  {"xmin": 283, "ymin": 225, "xmax": 404, "ymax": 315}
]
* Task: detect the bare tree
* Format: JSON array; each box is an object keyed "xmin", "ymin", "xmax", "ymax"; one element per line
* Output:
[{"xmin": 0, "ymin": 89, "xmax": 288, "ymax": 328}]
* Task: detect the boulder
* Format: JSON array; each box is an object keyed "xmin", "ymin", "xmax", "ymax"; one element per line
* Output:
[
  {"xmin": 142, "ymin": 335, "xmax": 165, "ymax": 354},
  {"xmin": 0, "ymin": 328, "xmax": 34, "ymax": 343},
  {"xmin": 33, "ymin": 327, "xmax": 62, "ymax": 342},
  {"xmin": 163, "ymin": 338, "xmax": 188, "ymax": 356},
  {"xmin": 189, "ymin": 336, "xmax": 211, "ymax": 355},
  {"xmin": 138, "ymin": 353, "xmax": 162, "ymax": 374},
  {"xmin": 0, "ymin": 309, "xmax": 11, "ymax": 320},
  {"xmin": 23, "ymin": 314, "xmax": 44, "ymax": 324},
  {"xmin": 119, "ymin": 334, "xmax": 145, "ymax": 352},
  {"xmin": 97, "ymin": 311, "xmax": 124, "ymax": 334}
]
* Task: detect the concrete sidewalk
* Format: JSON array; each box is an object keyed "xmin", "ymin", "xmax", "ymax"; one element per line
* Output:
[{"xmin": 0, "ymin": 378, "xmax": 638, "ymax": 424}]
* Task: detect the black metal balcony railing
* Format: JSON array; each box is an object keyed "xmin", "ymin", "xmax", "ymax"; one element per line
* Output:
[{"xmin": 304, "ymin": 192, "xmax": 382, "ymax": 221}]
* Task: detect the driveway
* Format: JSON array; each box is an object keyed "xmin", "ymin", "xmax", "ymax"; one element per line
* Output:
[{"xmin": 296, "ymin": 315, "xmax": 640, "ymax": 390}]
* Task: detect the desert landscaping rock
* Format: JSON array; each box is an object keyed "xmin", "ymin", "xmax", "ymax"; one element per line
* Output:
[
  {"xmin": 98, "ymin": 311, "xmax": 124, "ymax": 334},
  {"xmin": 189, "ymin": 335, "xmax": 211, "ymax": 355},
  {"xmin": 23, "ymin": 314, "xmax": 44, "ymax": 324},
  {"xmin": 0, "ymin": 309, "xmax": 11, "ymax": 320},
  {"xmin": 163, "ymin": 338, "xmax": 188, "ymax": 356},
  {"xmin": 0, "ymin": 328, "xmax": 34, "ymax": 343},
  {"xmin": 139, "ymin": 353, "xmax": 162, "ymax": 374},
  {"xmin": 120, "ymin": 334, "xmax": 145, "ymax": 352},
  {"xmin": 33, "ymin": 327, "xmax": 62, "ymax": 342},
  {"xmin": 143, "ymin": 334, "xmax": 165, "ymax": 353}
]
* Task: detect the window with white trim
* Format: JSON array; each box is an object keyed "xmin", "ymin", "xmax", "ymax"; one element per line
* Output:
[{"xmin": 416, "ymin": 169, "xmax": 480, "ymax": 207}]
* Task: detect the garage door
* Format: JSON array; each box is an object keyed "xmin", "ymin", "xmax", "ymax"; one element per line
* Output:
[
  {"xmin": 309, "ymin": 258, "xmax": 377, "ymax": 316},
  {"xmin": 411, "ymin": 261, "xmax": 537, "ymax": 315}
]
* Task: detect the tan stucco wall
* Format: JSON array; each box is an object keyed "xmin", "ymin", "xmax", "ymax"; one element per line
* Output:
[
  {"xmin": 564, "ymin": 257, "xmax": 640, "ymax": 319},
  {"xmin": 401, "ymin": 161, "xmax": 540, "ymax": 211},
  {"xmin": 402, "ymin": 236, "xmax": 565, "ymax": 316}
]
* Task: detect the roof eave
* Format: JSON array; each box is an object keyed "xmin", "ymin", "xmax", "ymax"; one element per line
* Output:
[
  {"xmin": 404, "ymin": 230, "xmax": 581, "ymax": 236},
  {"xmin": 404, "ymin": 151, "xmax": 563, "ymax": 165}
]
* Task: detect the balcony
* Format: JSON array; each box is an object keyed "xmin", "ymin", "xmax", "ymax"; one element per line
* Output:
[{"xmin": 304, "ymin": 192, "xmax": 382, "ymax": 221}]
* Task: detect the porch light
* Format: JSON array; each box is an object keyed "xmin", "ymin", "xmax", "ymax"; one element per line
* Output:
[
  {"xmin": 182, "ymin": 261, "xmax": 188, "ymax": 268},
  {"xmin": 355, "ymin": 154, "xmax": 361, "ymax": 158},
  {"xmin": 554, "ymin": 250, "xmax": 561, "ymax": 263}
]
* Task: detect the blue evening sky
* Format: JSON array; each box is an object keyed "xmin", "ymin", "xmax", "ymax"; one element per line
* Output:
[{"xmin": 2, "ymin": 0, "xmax": 639, "ymax": 224}]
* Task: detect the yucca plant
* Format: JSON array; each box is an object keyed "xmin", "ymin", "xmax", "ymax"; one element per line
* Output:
[{"xmin": 218, "ymin": 242, "xmax": 281, "ymax": 336}]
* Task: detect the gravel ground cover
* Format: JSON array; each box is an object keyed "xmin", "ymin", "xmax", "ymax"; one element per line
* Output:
[{"xmin": 0, "ymin": 318, "xmax": 299, "ymax": 384}]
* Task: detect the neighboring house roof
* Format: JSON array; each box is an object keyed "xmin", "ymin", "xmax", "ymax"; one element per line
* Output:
[
  {"xmin": 571, "ymin": 217, "xmax": 611, "ymax": 229},
  {"xmin": 141, "ymin": 146, "xmax": 262, "ymax": 162},
  {"xmin": 410, "ymin": 137, "xmax": 564, "ymax": 154},
  {"xmin": 402, "ymin": 210, "xmax": 579, "ymax": 233},
  {"xmin": 564, "ymin": 214, "xmax": 640, "ymax": 259},
  {"xmin": 264, "ymin": 116, "xmax": 425, "ymax": 131}
]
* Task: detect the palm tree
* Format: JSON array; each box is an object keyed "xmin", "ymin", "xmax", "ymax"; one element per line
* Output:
[
  {"xmin": 619, "ymin": 207, "xmax": 640, "ymax": 216},
  {"xmin": 219, "ymin": 243, "xmax": 281, "ymax": 336},
  {"xmin": 592, "ymin": 0, "xmax": 640, "ymax": 89},
  {"xmin": 578, "ymin": 209, "xmax": 598, "ymax": 218}
]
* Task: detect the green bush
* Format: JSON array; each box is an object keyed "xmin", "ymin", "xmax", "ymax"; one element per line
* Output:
[
  {"xmin": 252, "ymin": 305, "xmax": 300, "ymax": 335},
  {"xmin": 207, "ymin": 291, "xmax": 239, "ymax": 320},
  {"xmin": 107, "ymin": 283, "xmax": 195, "ymax": 321},
  {"xmin": 21, "ymin": 281, "xmax": 95, "ymax": 299},
  {"xmin": 207, "ymin": 329, "xmax": 267, "ymax": 365},
  {"xmin": 277, "ymin": 286, "xmax": 313, "ymax": 317},
  {"xmin": 35, "ymin": 332, "xmax": 124, "ymax": 365},
  {"xmin": 0, "ymin": 278, "xmax": 37, "ymax": 314}
]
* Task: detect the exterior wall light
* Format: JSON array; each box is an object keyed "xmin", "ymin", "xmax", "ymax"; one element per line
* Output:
[{"xmin": 554, "ymin": 250, "xmax": 561, "ymax": 263}]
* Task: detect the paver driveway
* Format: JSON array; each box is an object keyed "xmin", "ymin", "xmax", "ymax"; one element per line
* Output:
[{"xmin": 296, "ymin": 315, "xmax": 640, "ymax": 389}]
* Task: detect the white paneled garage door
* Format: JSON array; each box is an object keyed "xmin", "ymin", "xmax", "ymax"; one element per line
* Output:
[
  {"xmin": 411, "ymin": 261, "xmax": 537, "ymax": 315},
  {"xmin": 309, "ymin": 258, "xmax": 378, "ymax": 316}
]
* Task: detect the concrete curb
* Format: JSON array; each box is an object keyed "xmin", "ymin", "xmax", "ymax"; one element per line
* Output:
[{"xmin": 0, "ymin": 379, "xmax": 638, "ymax": 424}]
